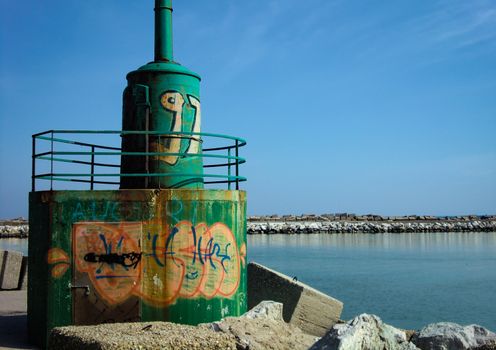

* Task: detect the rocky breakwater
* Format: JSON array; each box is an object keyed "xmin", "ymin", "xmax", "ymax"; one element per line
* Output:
[
  {"xmin": 311, "ymin": 313, "xmax": 496, "ymax": 350},
  {"xmin": 0, "ymin": 218, "xmax": 28, "ymax": 238},
  {"xmin": 3, "ymin": 215, "xmax": 495, "ymax": 237},
  {"xmin": 248, "ymin": 214, "xmax": 496, "ymax": 234}
]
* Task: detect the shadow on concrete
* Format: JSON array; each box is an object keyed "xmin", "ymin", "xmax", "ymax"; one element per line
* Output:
[
  {"xmin": 0, "ymin": 314, "xmax": 38, "ymax": 349},
  {"xmin": 248, "ymin": 262, "xmax": 301, "ymax": 322}
]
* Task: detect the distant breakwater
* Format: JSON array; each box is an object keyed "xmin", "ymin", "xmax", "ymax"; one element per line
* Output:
[
  {"xmin": 248, "ymin": 214, "xmax": 496, "ymax": 234},
  {"xmin": 1, "ymin": 214, "xmax": 495, "ymax": 237},
  {"xmin": 0, "ymin": 223, "xmax": 28, "ymax": 238}
]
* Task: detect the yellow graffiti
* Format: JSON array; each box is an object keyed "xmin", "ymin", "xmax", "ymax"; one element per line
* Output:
[
  {"xmin": 153, "ymin": 91, "xmax": 185, "ymax": 165},
  {"xmin": 187, "ymin": 95, "xmax": 201, "ymax": 154},
  {"xmin": 151, "ymin": 91, "xmax": 201, "ymax": 165}
]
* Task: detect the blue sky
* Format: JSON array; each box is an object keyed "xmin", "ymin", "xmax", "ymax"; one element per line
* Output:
[{"xmin": 1, "ymin": 0, "xmax": 495, "ymax": 218}]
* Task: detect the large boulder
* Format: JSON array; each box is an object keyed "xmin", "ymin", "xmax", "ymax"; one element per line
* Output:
[
  {"xmin": 242, "ymin": 300, "xmax": 284, "ymax": 321},
  {"xmin": 412, "ymin": 322, "xmax": 496, "ymax": 350},
  {"xmin": 201, "ymin": 301, "xmax": 317, "ymax": 350},
  {"xmin": 203, "ymin": 317, "xmax": 316, "ymax": 350},
  {"xmin": 310, "ymin": 314, "xmax": 419, "ymax": 350}
]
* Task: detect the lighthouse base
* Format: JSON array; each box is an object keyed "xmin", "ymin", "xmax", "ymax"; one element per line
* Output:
[{"xmin": 28, "ymin": 189, "xmax": 247, "ymax": 348}]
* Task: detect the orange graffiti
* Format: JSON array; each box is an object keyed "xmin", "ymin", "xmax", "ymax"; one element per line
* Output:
[
  {"xmin": 239, "ymin": 242, "xmax": 247, "ymax": 267},
  {"xmin": 141, "ymin": 221, "xmax": 241, "ymax": 305},
  {"xmin": 73, "ymin": 223, "xmax": 142, "ymax": 305},
  {"xmin": 72, "ymin": 221, "xmax": 242, "ymax": 307},
  {"xmin": 47, "ymin": 248, "xmax": 70, "ymax": 278}
]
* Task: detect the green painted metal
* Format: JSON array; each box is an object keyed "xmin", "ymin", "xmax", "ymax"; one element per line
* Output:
[
  {"xmin": 34, "ymin": 129, "xmax": 245, "ymax": 141},
  {"xmin": 28, "ymin": 189, "xmax": 247, "ymax": 348},
  {"xmin": 155, "ymin": 0, "xmax": 174, "ymax": 62},
  {"xmin": 121, "ymin": 69, "xmax": 202, "ymax": 189},
  {"xmin": 32, "ymin": 130, "xmax": 246, "ymax": 190},
  {"xmin": 121, "ymin": 0, "xmax": 204, "ymax": 189}
]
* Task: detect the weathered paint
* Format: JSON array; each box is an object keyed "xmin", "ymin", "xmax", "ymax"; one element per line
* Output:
[{"xmin": 28, "ymin": 189, "xmax": 247, "ymax": 348}]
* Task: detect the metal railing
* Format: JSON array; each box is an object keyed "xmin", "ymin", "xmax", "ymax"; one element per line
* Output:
[{"xmin": 32, "ymin": 130, "xmax": 246, "ymax": 191}]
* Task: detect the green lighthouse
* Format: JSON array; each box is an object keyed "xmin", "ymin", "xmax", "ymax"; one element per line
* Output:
[{"xmin": 28, "ymin": 1, "xmax": 247, "ymax": 347}]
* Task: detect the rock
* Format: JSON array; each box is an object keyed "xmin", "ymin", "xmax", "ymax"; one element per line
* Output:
[
  {"xmin": 310, "ymin": 314, "xmax": 419, "ymax": 350},
  {"xmin": 242, "ymin": 300, "xmax": 283, "ymax": 321},
  {"xmin": 246, "ymin": 217, "xmax": 496, "ymax": 234},
  {"xmin": 412, "ymin": 322, "xmax": 496, "ymax": 350},
  {"xmin": 0, "ymin": 224, "xmax": 29, "ymax": 238},
  {"xmin": 248, "ymin": 262, "xmax": 343, "ymax": 336},
  {"xmin": 202, "ymin": 316, "xmax": 316, "ymax": 350}
]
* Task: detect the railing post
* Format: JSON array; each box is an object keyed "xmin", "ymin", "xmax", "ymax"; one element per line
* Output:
[
  {"xmin": 32, "ymin": 135, "xmax": 36, "ymax": 192},
  {"xmin": 50, "ymin": 131, "xmax": 54, "ymax": 191},
  {"xmin": 90, "ymin": 145, "xmax": 95, "ymax": 190},
  {"xmin": 158, "ymin": 134, "xmax": 161, "ymax": 189},
  {"xmin": 145, "ymin": 112, "xmax": 150, "ymax": 189},
  {"xmin": 235, "ymin": 140, "xmax": 239, "ymax": 190},
  {"xmin": 227, "ymin": 147, "xmax": 231, "ymax": 190}
]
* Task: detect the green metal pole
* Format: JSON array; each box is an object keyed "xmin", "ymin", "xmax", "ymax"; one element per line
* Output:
[{"xmin": 154, "ymin": 0, "xmax": 173, "ymax": 62}]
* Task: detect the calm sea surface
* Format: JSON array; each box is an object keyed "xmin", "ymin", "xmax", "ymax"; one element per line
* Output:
[
  {"xmin": 0, "ymin": 238, "xmax": 28, "ymax": 255},
  {"xmin": 2, "ymin": 233, "xmax": 495, "ymax": 330},
  {"xmin": 248, "ymin": 232, "xmax": 496, "ymax": 331}
]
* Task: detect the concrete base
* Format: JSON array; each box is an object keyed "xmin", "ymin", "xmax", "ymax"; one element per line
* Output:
[
  {"xmin": 248, "ymin": 262, "xmax": 343, "ymax": 337},
  {"xmin": 29, "ymin": 189, "xmax": 247, "ymax": 349},
  {"xmin": 0, "ymin": 250, "xmax": 24, "ymax": 290}
]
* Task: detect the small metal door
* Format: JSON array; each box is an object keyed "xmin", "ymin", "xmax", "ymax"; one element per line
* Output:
[{"xmin": 72, "ymin": 222, "xmax": 142, "ymax": 325}]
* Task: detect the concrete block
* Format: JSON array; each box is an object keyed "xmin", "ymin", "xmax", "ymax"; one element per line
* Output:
[
  {"xmin": 248, "ymin": 262, "xmax": 343, "ymax": 337},
  {"xmin": 49, "ymin": 322, "xmax": 238, "ymax": 350},
  {"xmin": 0, "ymin": 250, "xmax": 24, "ymax": 290}
]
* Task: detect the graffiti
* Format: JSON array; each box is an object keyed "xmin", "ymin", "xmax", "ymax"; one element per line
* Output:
[
  {"xmin": 156, "ymin": 91, "xmax": 184, "ymax": 165},
  {"xmin": 187, "ymin": 95, "xmax": 201, "ymax": 154},
  {"xmin": 239, "ymin": 242, "xmax": 246, "ymax": 267},
  {"xmin": 151, "ymin": 91, "xmax": 201, "ymax": 165},
  {"xmin": 84, "ymin": 252, "xmax": 142, "ymax": 269},
  {"xmin": 141, "ymin": 221, "xmax": 241, "ymax": 304},
  {"xmin": 47, "ymin": 247, "xmax": 70, "ymax": 278},
  {"xmin": 71, "ymin": 201, "xmax": 145, "ymax": 222},
  {"xmin": 72, "ymin": 201, "xmax": 119, "ymax": 222},
  {"xmin": 73, "ymin": 220, "xmax": 243, "ymax": 306},
  {"xmin": 74, "ymin": 223, "xmax": 142, "ymax": 305}
]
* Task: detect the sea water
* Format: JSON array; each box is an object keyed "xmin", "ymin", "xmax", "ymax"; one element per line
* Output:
[
  {"xmin": 0, "ymin": 238, "xmax": 28, "ymax": 256},
  {"xmin": 248, "ymin": 232, "xmax": 496, "ymax": 331},
  {"xmin": 2, "ymin": 232, "xmax": 495, "ymax": 330}
]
